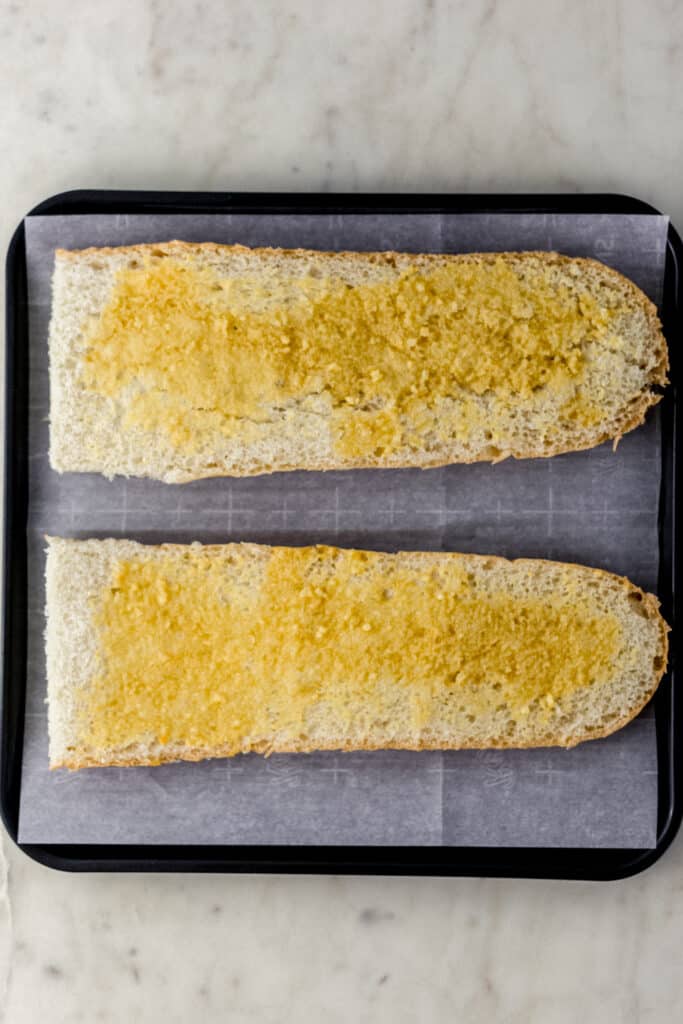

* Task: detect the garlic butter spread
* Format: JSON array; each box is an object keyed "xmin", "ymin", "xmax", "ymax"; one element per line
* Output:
[
  {"xmin": 80, "ymin": 255, "xmax": 620, "ymax": 458},
  {"xmin": 81, "ymin": 546, "xmax": 622, "ymax": 752}
]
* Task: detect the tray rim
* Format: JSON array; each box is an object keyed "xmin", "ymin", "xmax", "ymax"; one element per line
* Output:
[{"xmin": 3, "ymin": 188, "xmax": 680, "ymax": 878}]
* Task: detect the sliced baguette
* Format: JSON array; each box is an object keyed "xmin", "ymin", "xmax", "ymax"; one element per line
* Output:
[
  {"xmin": 46, "ymin": 537, "xmax": 668, "ymax": 769},
  {"xmin": 48, "ymin": 243, "xmax": 668, "ymax": 482}
]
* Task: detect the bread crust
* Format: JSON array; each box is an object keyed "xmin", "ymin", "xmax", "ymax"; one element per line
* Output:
[
  {"xmin": 47, "ymin": 540, "xmax": 670, "ymax": 769},
  {"xmin": 50, "ymin": 244, "xmax": 669, "ymax": 480}
]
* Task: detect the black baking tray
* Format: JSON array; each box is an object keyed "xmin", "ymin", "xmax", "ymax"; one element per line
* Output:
[{"xmin": 2, "ymin": 190, "xmax": 680, "ymax": 877}]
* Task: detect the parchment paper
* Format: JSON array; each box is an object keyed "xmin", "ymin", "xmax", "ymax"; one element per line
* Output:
[{"xmin": 17, "ymin": 211, "xmax": 669, "ymax": 847}]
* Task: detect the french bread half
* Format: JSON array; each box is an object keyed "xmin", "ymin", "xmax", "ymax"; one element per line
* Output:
[
  {"xmin": 46, "ymin": 537, "xmax": 669, "ymax": 769},
  {"xmin": 48, "ymin": 243, "xmax": 668, "ymax": 482}
]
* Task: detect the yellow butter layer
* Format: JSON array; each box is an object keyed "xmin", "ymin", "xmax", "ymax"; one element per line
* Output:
[
  {"xmin": 80, "ymin": 546, "xmax": 623, "ymax": 753},
  {"xmin": 80, "ymin": 255, "xmax": 620, "ymax": 458}
]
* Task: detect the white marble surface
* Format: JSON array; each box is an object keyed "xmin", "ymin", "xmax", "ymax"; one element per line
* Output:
[{"xmin": 1, "ymin": 0, "xmax": 683, "ymax": 1020}]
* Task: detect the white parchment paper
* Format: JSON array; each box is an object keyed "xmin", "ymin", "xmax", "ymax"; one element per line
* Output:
[{"xmin": 17, "ymin": 211, "xmax": 669, "ymax": 847}]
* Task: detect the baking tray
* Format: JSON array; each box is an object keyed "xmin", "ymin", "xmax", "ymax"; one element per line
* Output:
[{"xmin": 2, "ymin": 190, "xmax": 681, "ymax": 877}]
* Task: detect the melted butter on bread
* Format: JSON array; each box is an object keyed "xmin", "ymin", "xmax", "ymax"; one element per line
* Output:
[
  {"xmin": 80, "ymin": 255, "xmax": 622, "ymax": 460},
  {"xmin": 80, "ymin": 544, "xmax": 623, "ymax": 753}
]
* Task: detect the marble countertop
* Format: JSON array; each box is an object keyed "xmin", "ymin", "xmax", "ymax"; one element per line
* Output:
[{"xmin": 2, "ymin": 0, "xmax": 683, "ymax": 1020}]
